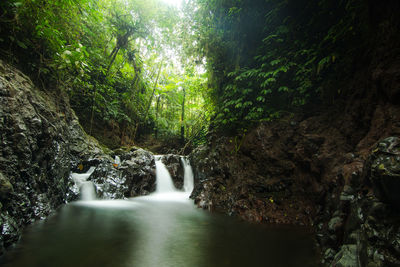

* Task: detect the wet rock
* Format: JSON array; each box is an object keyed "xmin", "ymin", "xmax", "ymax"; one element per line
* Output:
[
  {"xmin": 313, "ymin": 137, "xmax": 400, "ymax": 266},
  {"xmin": 367, "ymin": 137, "xmax": 400, "ymax": 208},
  {"xmin": 186, "ymin": 34, "xmax": 400, "ymax": 266},
  {"xmin": 368, "ymin": 201, "xmax": 388, "ymax": 220},
  {"xmin": 366, "ymin": 261, "xmax": 381, "ymax": 267},
  {"xmin": 72, "ymin": 148, "xmax": 156, "ymax": 199},
  {"xmin": 32, "ymin": 194, "xmax": 52, "ymax": 220},
  {"xmin": 0, "ymin": 214, "xmax": 20, "ymax": 248},
  {"xmin": 323, "ymin": 248, "xmax": 337, "ymax": 264},
  {"xmin": 0, "ymin": 172, "xmax": 13, "ymax": 199},
  {"xmin": 190, "ymin": 132, "xmax": 316, "ymax": 225},
  {"xmin": 161, "ymin": 154, "xmax": 184, "ymax": 189},
  {"xmin": 342, "ymin": 160, "xmax": 364, "ymax": 188},
  {"xmin": 75, "ymin": 157, "xmax": 126, "ymax": 199},
  {"xmin": 331, "ymin": 244, "xmax": 359, "ymax": 267},
  {"xmin": 118, "ymin": 149, "xmax": 155, "ymax": 197},
  {"xmin": 340, "ymin": 186, "xmax": 355, "ymax": 201},
  {"xmin": 329, "ymin": 216, "xmax": 344, "ymax": 233},
  {"xmin": 346, "ymin": 230, "xmax": 361, "ymax": 245},
  {"xmin": 0, "ymin": 59, "xmax": 155, "ymax": 253}
]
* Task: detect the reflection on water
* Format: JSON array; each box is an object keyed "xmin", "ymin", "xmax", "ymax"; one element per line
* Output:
[{"xmin": 0, "ymin": 198, "xmax": 319, "ymax": 267}]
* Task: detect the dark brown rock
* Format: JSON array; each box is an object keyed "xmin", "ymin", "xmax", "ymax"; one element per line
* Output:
[
  {"xmin": 161, "ymin": 154, "xmax": 184, "ymax": 190},
  {"xmin": 367, "ymin": 137, "xmax": 400, "ymax": 208}
]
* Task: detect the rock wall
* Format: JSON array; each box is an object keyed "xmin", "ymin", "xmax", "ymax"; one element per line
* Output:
[
  {"xmin": 0, "ymin": 59, "xmax": 98, "ymax": 252},
  {"xmin": 191, "ymin": 108, "xmax": 400, "ymax": 267},
  {"xmin": 190, "ymin": 34, "xmax": 400, "ymax": 266},
  {"xmin": 0, "ymin": 60, "xmax": 157, "ymax": 254}
]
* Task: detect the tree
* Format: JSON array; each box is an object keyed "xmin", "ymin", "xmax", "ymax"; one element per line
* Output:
[
  {"xmin": 180, "ymin": 86, "xmax": 185, "ymax": 144},
  {"xmin": 189, "ymin": 0, "xmax": 369, "ymax": 132},
  {"xmin": 1, "ymin": 0, "xmax": 210, "ymax": 148}
]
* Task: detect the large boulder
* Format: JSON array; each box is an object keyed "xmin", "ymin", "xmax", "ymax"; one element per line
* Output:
[
  {"xmin": 115, "ymin": 148, "xmax": 155, "ymax": 197},
  {"xmin": 367, "ymin": 137, "xmax": 400, "ymax": 208},
  {"xmin": 70, "ymin": 147, "xmax": 156, "ymax": 199},
  {"xmin": 161, "ymin": 154, "xmax": 184, "ymax": 190}
]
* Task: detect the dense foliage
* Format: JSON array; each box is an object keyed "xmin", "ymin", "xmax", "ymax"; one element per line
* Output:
[
  {"xmin": 2, "ymin": 0, "xmax": 397, "ymax": 145},
  {"xmin": 0, "ymin": 0, "xmax": 209, "ymax": 149},
  {"xmin": 189, "ymin": 0, "xmax": 371, "ymax": 131}
]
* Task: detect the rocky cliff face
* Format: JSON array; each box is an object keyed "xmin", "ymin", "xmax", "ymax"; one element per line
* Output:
[
  {"xmin": 0, "ymin": 60, "xmax": 157, "ymax": 254},
  {"xmin": 190, "ymin": 41, "xmax": 400, "ymax": 266}
]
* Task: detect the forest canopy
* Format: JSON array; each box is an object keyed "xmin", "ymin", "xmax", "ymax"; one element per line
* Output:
[
  {"xmin": 1, "ymin": 0, "xmax": 392, "ymax": 147},
  {"xmin": 190, "ymin": 0, "xmax": 373, "ymax": 132},
  {"xmin": 0, "ymin": 0, "xmax": 209, "ymax": 150}
]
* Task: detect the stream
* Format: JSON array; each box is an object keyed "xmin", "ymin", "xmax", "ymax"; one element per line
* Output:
[{"xmin": 0, "ymin": 156, "xmax": 319, "ymax": 267}]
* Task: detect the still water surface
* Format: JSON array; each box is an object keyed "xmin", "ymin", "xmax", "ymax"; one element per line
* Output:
[{"xmin": 0, "ymin": 197, "xmax": 319, "ymax": 267}]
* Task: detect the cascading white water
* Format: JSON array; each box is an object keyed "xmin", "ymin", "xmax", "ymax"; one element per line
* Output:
[
  {"xmin": 6, "ymin": 158, "xmax": 318, "ymax": 267},
  {"xmin": 181, "ymin": 156, "xmax": 194, "ymax": 193},
  {"xmin": 80, "ymin": 182, "xmax": 96, "ymax": 201},
  {"xmin": 138, "ymin": 155, "xmax": 194, "ymax": 202},
  {"xmin": 155, "ymin": 156, "xmax": 177, "ymax": 193},
  {"xmin": 71, "ymin": 166, "xmax": 96, "ymax": 201}
]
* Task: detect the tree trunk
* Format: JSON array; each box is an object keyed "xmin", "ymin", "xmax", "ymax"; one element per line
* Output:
[
  {"xmin": 106, "ymin": 46, "xmax": 120, "ymax": 75},
  {"xmin": 89, "ymin": 74, "xmax": 99, "ymax": 136},
  {"xmin": 180, "ymin": 87, "xmax": 185, "ymax": 144},
  {"xmin": 132, "ymin": 61, "xmax": 163, "ymax": 141},
  {"xmin": 155, "ymin": 95, "xmax": 161, "ymax": 138}
]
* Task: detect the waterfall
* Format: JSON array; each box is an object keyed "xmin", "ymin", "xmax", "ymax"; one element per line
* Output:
[
  {"xmin": 155, "ymin": 156, "xmax": 177, "ymax": 193},
  {"xmin": 71, "ymin": 166, "xmax": 96, "ymax": 201},
  {"xmin": 138, "ymin": 155, "xmax": 194, "ymax": 202},
  {"xmin": 181, "ymin": 156, "xmax": 194, "ymax": 193}
]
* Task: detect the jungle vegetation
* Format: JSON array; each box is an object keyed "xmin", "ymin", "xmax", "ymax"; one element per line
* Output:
[{"xmin": 1, "ymin": 0, "xmax": 394, "ymax": 148}]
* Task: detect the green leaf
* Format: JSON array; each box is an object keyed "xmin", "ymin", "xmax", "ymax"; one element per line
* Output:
[
  {"xmin": 278, "ymin": 86, "xmax": 289, "ymax": 92},
  {"xmin": 242, "ymin": 88, "xmax": 252, "ymax": 95},
  {"xmin": 261, "ymin": 78, "xmax": 276, "ymax": 88},
  {"xmin": 16, "ymin": 40, "xmax": 27, "ymax": 49},
  {"xmin": 227, "ymin": 71, "xmax": 236, "ymax": 77},
  {"xmin": 270, "ymin": 59, "xmax": 281, "ymax": 66},
  {"xmin": 235, "ymin": 103, "xmax": 243, "ymax": 108},
  {"xmin": 243, "ymin": 101, "xmax": 252, "ymax": 107},
  {"xmin": 262, "ymin": 34, "xmax": 278, "ymax": 43}
]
